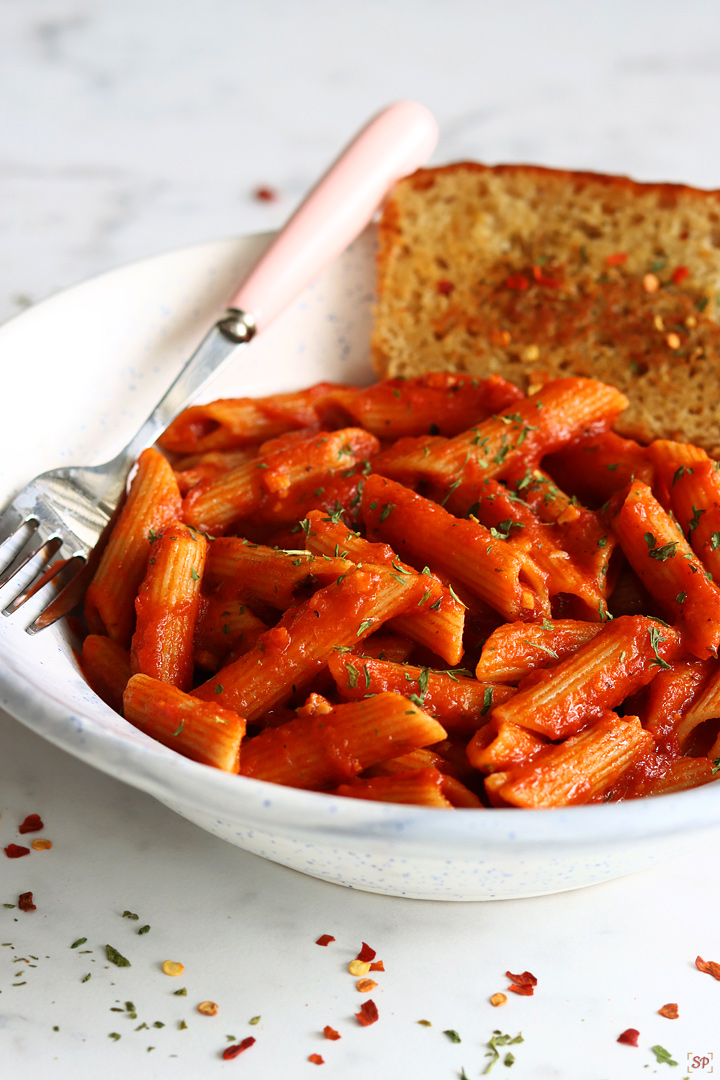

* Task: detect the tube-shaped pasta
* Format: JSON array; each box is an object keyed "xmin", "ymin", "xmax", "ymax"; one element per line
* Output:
[
  {"xmin": 79, "ymin": 635, "xmax": 132, "ymax": 714},
  {"xmin": 239, "ymin": 692, "xmax": 447, "ymax": 788},
  {"xmin": 467, "ymin": 719, "xmax": 548, "ymax": 774},
  {"xmin": 475, "ymin": 620, "xmax": 603, "ymax": 683},
  {"xmin": 85, "ymin": 448, "xmax": 182, "ymax": 646},
  {"xmin": 193, "ymin": 596, "xmax": 268, "ymax": 672},
  {"xmin": 123, "ymin": 673, "xmax": 245, "ymax": 772},
  {"xmin": 362, "ymin": 474, "xmax": 545, "ymax": 621},
  {"xmin": 131, "ymin": 522, "xmax": 206, "ymax": 691},
  {"xmin": 498, "ymin": 713, "xmax": 653, "ymax": 807},
  {"xmin": 206, "ymin": 538, "xmax": 352, "ymax": 611},
  {"xmin": 331, "ymin": 769, "xmax": 454, "ymax": 807},
  {"xmin": 370, "ymin": 378, "xmax": 628, "ymax": 488},
  {"xmin": 609, "ymin": 479, "xmax": 720, "ymax": 658},
  {"xmin": 159, "ymin": 382, "xmax": 347, "ymax": 453},
  {"xmin": 328, "ymin": 653, "xmax": 513, "ymax": 734},
  {"xmin": 491, "ymin": 616, "xmax": 681, "ymax": 739},
  {"xmin": 192, "ymin": 565, "xmax": 427, "ymax": 721},
  {"xmin": 183, "ymin": 427, "xmax": 378, "ymax": 534},
  {"xmin": 302, "ymin": 508, "xmax": 465, "ymax": 664}
]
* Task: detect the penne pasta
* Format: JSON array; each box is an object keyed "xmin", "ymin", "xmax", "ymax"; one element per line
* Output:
[
  {"xmin": 330, "ymin": 769, "xmax": 455, "ymax": 808},
  {"xmin": 475, "ymin": 619, "xmax": 604, "ymax": 684},
  {"xmin": 85, "ymin": 448, "xmax": 182, "ymax": 646},
  {"xmin": 131, "ymin": 522, "xmax": 206, "ymax": 691},
  {"xmin": 239, "ymin": 692, "xmax": 447, "ymax": 789},
  {"xmin": 123, "ymin": 673, "xmax": 245, "ymax": 772},
  {"xmin": 491, "ymin": 616, "xmax": 681, "ymax": 740},
  {"xmin": 79, "ymin": 634, "xmax": 132, "ymax": 714}
]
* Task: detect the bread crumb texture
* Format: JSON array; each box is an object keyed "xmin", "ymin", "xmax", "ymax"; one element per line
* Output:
[{"xmin": 372, "ymin": 163, "xmax": 720, "ymax": 456}]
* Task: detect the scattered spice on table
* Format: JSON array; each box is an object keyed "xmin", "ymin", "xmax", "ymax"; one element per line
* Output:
[
  {"xmin": 506, "ymin": 970, "xmax": 537, "ymax": 996},
  {"xmin": 658, "ymin": 1003, "xmax": 679, "ymax": 1019},
  {"xmin": 323, "ymin": 1026, "xmax": 340, "ymax": 1040},
  {"xmin": 444, "ymin": 1029, "xmax": 462, "ymax": 1043},
  {"xmin": 249, "ymin": 1016, "xmax": 261, "ymax": 1026},
  {"xmin": 483, "ymin": 1031, "xmax": 524, "ymax": 1074},
  {"xmin": 356, "ymin": 978, "xmax": 377, "ymax": 993},
  {"xmin": 308, "ymin": 1054, "xmax": 324, "ymax": 1065},
  {"xmin": 70, "ymin": 938, "xmax": 87, "ymax": 949},
  {"xmin": 696, "ymin": 955, "xmax": 720, "ymax": 980},
  {"xmin": 369, "ymin": 960, "xmax": 384, "ymax": 972},
  {"xmin": 18, "ymin": 892, "xmax": 36, "ymax": 913},
  {"xmin": 355, "ymin": 1000, "xmax": 379, "ymax": 1027},
  {"xmin": 122, "ymin": 910, "xmax": 139, "ymax": 920},
  {"xmin": 138, "ymin": 924, "xmax": 150, "ymax": 935},
  {"xmin": 356, "ymin": 942, "xmax": 376, "ymax": 962},
  {"xmin": 651, "ymin": 1044, "xmax": 678, "ymax": 1065},
  {"xmin": 316, "ymin": 934, "xmax": 335, "ymax": 946},
  {"xmin": 617, "ymin": 1028, "xmax": 640, "ymax": 1046},
  {"xmin": 198, "ymin": 1001, "xmax": 218, "ymax": 1016},
  {"xmin": 106, "ymin": 944, "xmax": 131, "ymax": 967},
  {"xmin": 348, "ymin": 959, "xmax": 370, "ymax": 976},
  {"xmin": 253, "ymin": 186, "xmax": 279, "ymax": 202},
  {"xmin": 18, "ymin": 814, "xmax": 43, "ymax": 834},
  {"xmin": 173, "ymin": 987, "xmax": 187, "ymax": 996},
  {"xmin": 490, "ymin": 993, "xmax": 507, "ymax": 1007},
  {"xmin": 162, "ymin": 960, "xmax": 184, "ymax": 976},
  {"xmin": 31, "ymin": 839, "xmax": 52, "ymax": 851},
  {"xmin": 4, "ymin": 844, "xmax": 30, "ymax": 859},
  {"xmin": 108, "ymin": 1032, "xmax": 121, "ymax": 1041},
  {"xmin": 222, "ymin": 1036, "xmax": 255, "ymax": 1060},
  {"xmin": 416, "ymin": 1020, "xmax": 432, "ymax": 1027}
]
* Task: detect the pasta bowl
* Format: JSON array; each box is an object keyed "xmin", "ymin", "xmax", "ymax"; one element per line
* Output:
[{"xmin": 1, "ymin": 228, "xmax": 719, "ymax": 901}]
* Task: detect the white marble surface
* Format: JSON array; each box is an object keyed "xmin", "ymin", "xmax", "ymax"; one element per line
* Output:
[{"xmin": 2, "ymin": 0, "xmax": 720, "ymax": 1075}]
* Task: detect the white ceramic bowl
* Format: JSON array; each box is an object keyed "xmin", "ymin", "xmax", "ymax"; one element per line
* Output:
[{"xmin": 2, "ymin": 228, "xmax": 719, "ymax": 901}]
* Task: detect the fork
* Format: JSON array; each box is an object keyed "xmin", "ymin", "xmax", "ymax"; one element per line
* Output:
[{"xmin": 0, "ymin": 102, "xmax": 437, "ymax": 634}]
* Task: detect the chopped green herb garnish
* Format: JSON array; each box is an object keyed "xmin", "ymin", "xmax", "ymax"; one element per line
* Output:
[
  {"xmin": 138, "ymin": 925, "xmax": 150, "ymax": 935},
  {"xmin": 597, "ymin": 536, "xmax": 608, "ymax": 548},
  {"xmin": 379, "ymin": 503, "xmax": 396, "ymax": 522},
  {"xmin": 649, "ymin": 541, "xmax": 678, "ymax": 562},
  {"xmin": 447, "ymin": 584, "xmax": 467, "ymax": 608},
  {"xmin": 174, "ymin": 988, "xmax": 187, "ymax": 996},
  {"xmin": 346, "ymin": 663, "xmax": 359, "ymax": 689},
  {"xmin": 523, "ymin": 639, "xmax": 559, "ymax": 659},
  {"xmin": 688, "ymin": 505, "xmax": 706, "ymax": 533},
  {"xmin": 481, "ymin": 687, "xmax": 493, "ymax": 716},
  {"xmin": 106, "ymin": 945, "xmax": 131, "ymax": 968},
  {"xmin": 483, "ymin": 1031, "xmax": 524, "ymax": 1075},
  {"xmin": 215, "ymin": 684, "xmax": 223, "ymax": 694},
  {"xmin": 81, "ymin": 973, "xmax": 91, "ymax": 983},
  {"xmin": 70, "ymin": 937, "xmax": 87, "ymax": 949},
  {"xmin": 109, "ymin": 1033, "xmax": 121, "ymax": 1041},
  {"xmin": 649, "ymin": 625, "xmax": 671, "ymax": 670},
  {"xmin": 490, "ymin": 519, "xmax": 525, "ymax": 541},
  {"xmin": 357, "ymin": 619, "xmax": 373, "ymax": 635},
  {"xmin": 171, "ymin": 721, "xmax": 184, "ymax": 737},
  {"xmin": 650, "ymin": 1045, "xmax": 678, "ymax": 1066},
  {"xmin": 444, "ymin": 1029, "xmax": 462, "ymax": 1043},
  {"xmin": 676, "ymin": 591, "xmax": 687, "ymax": 604},
  {"xmin": 190, "ymin": 567, "xmax": 199, "ymax": 581}
]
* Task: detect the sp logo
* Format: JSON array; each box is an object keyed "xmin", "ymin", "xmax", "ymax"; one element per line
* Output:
[{"xmin": 688, "ymin": 1053, "xmax": 714, "ymax": 1073}]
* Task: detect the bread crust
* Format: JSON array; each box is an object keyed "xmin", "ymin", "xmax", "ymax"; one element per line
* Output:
[{"xmin": 373, "ymin": 162, "xmax": 720, "ymax": 456}]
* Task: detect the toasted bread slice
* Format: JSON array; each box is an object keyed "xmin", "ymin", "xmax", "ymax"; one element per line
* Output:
[{"xmin": 372, "ymin": 163, "xmax": 720, "ymax": 455}]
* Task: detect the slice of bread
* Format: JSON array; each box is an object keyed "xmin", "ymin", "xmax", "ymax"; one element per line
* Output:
[{"xmin": 372, "ymin": 163, "xmax": 720, "ymax": 456}]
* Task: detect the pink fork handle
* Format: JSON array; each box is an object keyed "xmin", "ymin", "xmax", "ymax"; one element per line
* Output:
[{"xmin": 227, "ymin": 101, "xmax": 438, "ymax": 333}]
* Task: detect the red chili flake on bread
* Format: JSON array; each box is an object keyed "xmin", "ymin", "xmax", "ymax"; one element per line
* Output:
[
  {"xmin": 308, "ymin": 1054, "xmax": 324, "ymax": 1065},
  {"xmin": 658, "ymin": 1003, "xmax": 679, "ymax": 1019},
  {"xmin": 316, "ymin": 934, "xmax": 335, "ymax": 947},
  {"xmin": 355, "ymin": 999, "xmax": 379, "ymax": 1026},
  {"xmin": 532, "ymin": 265, "xmax": 562, "ymax": 288},
  {"xmin": 4, "ymin": 844, "xmax": 30, "ymax": 859},
  {"xmin": 505, "ymin": 274, "xmax": 529, "ymax": 291},
  {"xmin": 19, "ymin": 814, "xmax": 44, "ymax": 834},
  {"xmin": 253, "ymin": 186, "xmax": 278, "ymax": 202},
  {"xmin": 222, "ymin": 1036, "xmax": 256, "ymax": 1060},
  {"xmin": 617, "ymin": 1028, "xmax": 640, "ymax": 1046},
  {"xmin": 18, "ymin": 892, "xmax": 36, "ymax": 912},
  {"xmin": 672, "ymin": 266, "xmax": 690, "ymax": 285},
  {"xmin": 505, "ymin": 970, "xmax": 537, "ymax": 986},
  {"xmin": 356, "ymin": 942, "xmax": 376, "ymax": 962},
  {"xmin": 369, "ymin": 960, "xmax": 385, "ymax": 972},
  {"xmin": 606, "ymin": 252, "xmax": 628, "ymax": 266},
  {"xmin": 696, "ymin": 955, "xmax": 720, "ymax": 980},
  {"xmin": 323, "ymin": 1026, "xmax": 340, "ymax": 1040},
  {"xmin": 436, "ymin": 280, "xmax": 455, "ymax": 296}
]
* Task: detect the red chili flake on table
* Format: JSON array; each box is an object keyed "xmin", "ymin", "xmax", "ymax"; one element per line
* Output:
[
  {"xmin": 323, "ymin": 1026, "xmax": 340, "ymax": 1041},
  {"xmin": 4, "ymin": 844, "xmax": 30, "ymax": 859},
  {"xmin": 508, "ymin": 983, "xmax": 534, "ymax": 996},
  {"xmin": 672, "ymin": 266, "xmax": 689, "ymax": 285},
  {"xmin": 315, "ymin": 934, "xmax": 335, "ymax": 947},
  {"xmin": 18, "ymin": 814, "xmax": 44, "ymax": 834},
  {"xmin": 505, "ymin": 274, "xmax": 530, "ymax": 291},
  {"xmin": 369, "ymin": 960, "xmax": 385, "ymax": 972},
  {"xmin": 308, "ymin": 1055, "xmax": 324, "ymax": 1065},
  {"xmin": 606, "ymin": 252, "xmax": 628, "ymax": 266},
  {"xmin": 658, "ymin": 1003, "xmax": 679, "ymax": 1019},
  {"xmin": 222, "ymin": 1036, "xmax": 256, "ymax": 1060},
  {"xmin": 505, "ymin": 970, "xmax": 537, "ymax": 986},
  {"xmin": 436, "ymin": 279, "xmax": 455, "ymax": 296},
  {"xmin": 355, "ymin": 1000, "xmax": 379, "ymax": 1027},
  {"xmin": 18, "ymin": 892, "xmax": 36, "ymax": 912},
  {"xmin": 617, "ymin": 1028, "xmax": 640, "ymax": 1046},
  {"xmin": 356, "ymin": 942, "xmax": 376, "ymax": 962},
  {"xmin": 696, "ymin": 955, "xmax": 720, "ymax": 980},
  {"xmin": 253, "ymin": 186, "xmax": 279, "ymax": 202}
]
